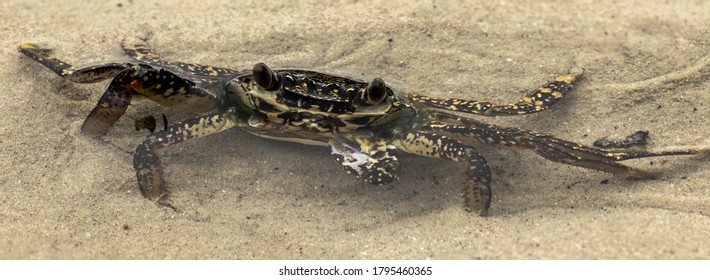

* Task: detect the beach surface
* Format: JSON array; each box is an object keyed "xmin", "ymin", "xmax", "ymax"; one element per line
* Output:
[{"xmin": 1, "ymin": 0, "xmax": 709, "ymax": 259}]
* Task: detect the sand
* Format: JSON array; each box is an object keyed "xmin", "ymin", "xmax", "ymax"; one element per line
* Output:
[{"xmin": 1, "ymin": 0, "xmax": 708, "ymax": 259}]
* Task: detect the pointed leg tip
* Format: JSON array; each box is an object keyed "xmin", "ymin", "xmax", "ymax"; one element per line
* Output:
[
  {"xmin": 139, "ymin": 183, "xmax": 168, "ymax": 203},
  {"xmin": 625, "ymin": 169, "xmax": 658, "ymax": 180},
  {"xmin": 554, "ymin": 68, "xmax": 585, "ymax": 84},
  {"xmin": 464, "ymin": 196, "xmax": 491, "ymax": 217},
  {"xmin": 18, "ymin": 42, "xmax": 38, "ymax": 50},
  {"xmin": 464, "ymin": 205, "xmax": 490, "ymax": 217},
  {"xmin": 18, "ymin": 43, "xmax": 50, "ymax": 55},
  {"xmin": 151, "ymin": 191, "xmax": 169, "ymax": 203}
]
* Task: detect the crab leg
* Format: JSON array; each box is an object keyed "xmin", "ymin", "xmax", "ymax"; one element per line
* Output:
[
  {"xmin": 421, "ymin": 115, "xmax": 709, "ymax": 179},
  {"xmin": 79, "ymin": 72, "xmax": 135, "ymax": 136},
  {"xmin": 19, "ymin": 43, "xmax": 132, "ymax": 135},
  {"xmin": 82, "ymin": 65, "xmax": 223, "ymax": 136},
  {"xmin": 19, "ymin": 43, "xmax": 223, "ymax": 137},
  {"xmin": 122, "ymin": 44, "xmax": 240, "ymax": 83},
  {"xmin": 409, "ymin": 69, "xmax": 582, "ymax": 116},
  {"xmin": 19, "ymin": 43, "xmax": 129, "ymax": 83},
  {"xmin": 395, "ymin": 131, "xmax": 492, "ymax": 216},
  {"xmin": 134, "ymin": 110, "xmax": 239, "ymax": 201}
]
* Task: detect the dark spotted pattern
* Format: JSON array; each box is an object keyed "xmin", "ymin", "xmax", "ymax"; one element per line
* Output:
[
  {"xmin": 123, "ymin": 44, "xmax": 244, "ymax": 85},
  {"xmin": 396, "ymin": 131, "xmax": 491, "ymax": 215},
  {"xmin": 410, "ymin": 70, "xmax": 581, "ymax": 116},
  {"xmin": 329, "ymin": 135, "xmax": 400, "ymax": 185},
  {"xmin": 19, "ymin": 43, "xmax": 710, "ymax": 216},
  {"xmin": 276, "ymin": 111, "xmax": 347, "ymax": 132},
  {"xmin": 281, "ymin": 72, "xmax": 364, "ymax": 102},
  {"xmin": 134, "ymin": 111, "xmax": 237, "ymax": 201},
  {"xmin": 80, "ymin": 70, "xmax": 134, "ymax": 136},
  {"xmin": 277, "ymin": 89, "xmax": 355, "ymax": 114},
  {"xmin": 277, "ymin": 72, "xmax": 369, "ymax": 114},
  {"xmin": 19, "ymin": 43, "xmax": 129, "ymax": 83}
]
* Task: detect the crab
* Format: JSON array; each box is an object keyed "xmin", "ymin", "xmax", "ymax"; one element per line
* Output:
[{"xmin": 18, "ymin": 42, "xmax": 708, "ymax": 216}]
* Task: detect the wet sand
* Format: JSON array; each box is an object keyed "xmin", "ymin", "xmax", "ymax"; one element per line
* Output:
[{"xmin": 2, "ymin": 0, "xmax": 709, "ymax": 259}]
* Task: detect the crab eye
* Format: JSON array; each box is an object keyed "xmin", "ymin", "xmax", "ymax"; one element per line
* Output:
[
  {"xmin": 358, "ymin": 78, "xmax": 387, "ymax": 105},
  {"xmin": 252, "ymin": 62, "xmax": 280, "ymax": 91}
]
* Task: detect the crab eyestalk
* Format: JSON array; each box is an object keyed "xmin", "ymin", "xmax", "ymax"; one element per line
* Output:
[
  {"xmin": 252, "ymin": 62, "xmax": 280, "ymax": 91},
  {"xmin": 357, "ymin": 77, "xmax": 387, "ymax": 106}
]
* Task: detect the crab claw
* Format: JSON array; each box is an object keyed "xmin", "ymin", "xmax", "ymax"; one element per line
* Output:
[
  {"xmin": 252, "ymin": 62, "xmax": 280, "ymax": 91},
  {"xmin": 329, "ymin": 135, "xmax": 400, "ymax": 185},
  {"xmin": 357, "ymin": 78, "xmax": 387, "ymax": 106}
]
